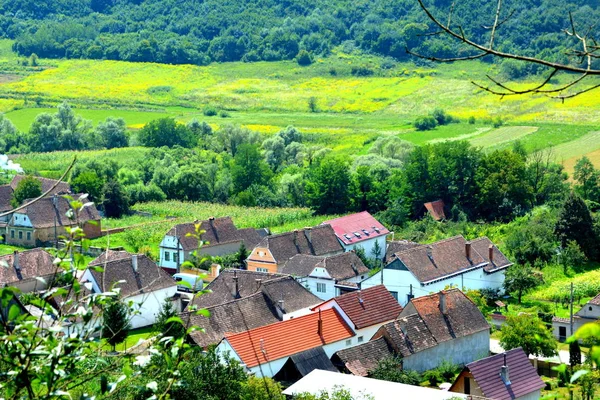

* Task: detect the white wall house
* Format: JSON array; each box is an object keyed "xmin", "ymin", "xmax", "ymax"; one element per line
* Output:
[
  {"xmin": 281, "ymin": 252, "xmax": 370, "ymax": 301},
  {"xmin": 82, "ymin": 253, "xmax": 177, "ymax": 329},
  {"xmin": 553, "ymin": 293, "xmax": 600, "ymax": 341},
  {"xmin": 362, "ymin": 236, "xmax": 512, "ymax": 306},
  {"xmin": 323, "ymin": 212, "xmax": 389, "ymax": 261}
]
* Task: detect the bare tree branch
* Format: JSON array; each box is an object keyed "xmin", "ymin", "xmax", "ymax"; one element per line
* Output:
[{"xmin": 413, "ymin": 0, "xmax": 600, "ymax": 98}]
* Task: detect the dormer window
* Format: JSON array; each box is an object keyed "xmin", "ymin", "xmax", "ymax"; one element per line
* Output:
[
  {"xmin": 362, "ymin": 229, "xmax": 370, "ymax": 236},
  {"xmin": 344, "ymin": 234, "xmax": 352, "ymax": 240},
  {"xmin": 353, "ymin": 232, "xmax": 361, "ymax": 238}
]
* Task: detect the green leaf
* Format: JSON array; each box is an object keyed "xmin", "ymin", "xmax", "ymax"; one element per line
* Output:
[
  {"xmin": 165, "ymin": 316, "xmax": 184, "ymax": 326},
  {"xmin": 574, "ymin": 323, "xmax": 600, "ymax": 341},
  {"xmin": 570, "ymin": 369, "xmax": 589, "ymax": 383},
  {"xmin": 8, "ymin": 304, "xmax": 21, "ymax": 321},
  {"xmin": 552, "ymin": 364, "xmax": 567, "ymax": 374},
  {"xmin": 195, "ymin": 308, "xmax": 210, "ymax": 317}
]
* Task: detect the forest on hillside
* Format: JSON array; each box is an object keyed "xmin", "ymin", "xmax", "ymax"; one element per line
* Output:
[{"xmin": 1, "ymin": 0, "xmax": 599, "ymax": 76}]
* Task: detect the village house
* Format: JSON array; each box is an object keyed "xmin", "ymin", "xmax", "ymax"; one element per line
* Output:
[
  {"xmin": 449, "ymin": 348, "xmax": 545, "ymax": 400},
  {"xmin": 81, "ymin": 251, "xmax": 177, "ymax": 329},
  {"xmin": 0, "ymin": 175, "xmax": 71, "ymax": 222},
  {"xmin": 158, "ymin": 216, "xmax": 263, "ymax": 274},
  {"xmin": 313, "ymin": 285, "xmax": 403, "ymax": 347},
  {"xmin": 332, "ymin": 289, "xmax": 490, "ymax": 374},
  {"xmin": 246, "ymin": 224, "xmax": 343, "ymax": 273},
  {"xmin": 384, "ymin": 240, "xmax": 420, "ymax": 263},
  {"xmin": 322, "ymin": 211, "xmax": 389, "ymax": 260},
  {"xmin": 0, "ymin": 248, "xmax": 56, "ymax": 293},
  {"xmin": 362, "ymin": 235, "xmax": 512, "ymax": 306},
  {"xmin": 184, "ymin": 270, "xmax": 322, "ymax": 347},
  {"xmin": 552, "ymin": 292, "xmax": 600, "ymax": 341},
  {"xmin": 5, "ymin": 194, "xmax": 101, "ymax": 247},
  {"xmin": 216, "ymin": 307, "xmax": 354, "ymax": 378},
  {"xmin": 279, "ymin": 251, "xmax": 369, "ymax": 300}
]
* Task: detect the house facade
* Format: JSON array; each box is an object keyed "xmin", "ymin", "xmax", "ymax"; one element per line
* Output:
[
  {"xmin": 449, "ymin": 348, "xmax": 545, "ymax": 400},
  {"xmin": 313, "ymin": 285, "xmax": 403, "ymax": 346},
  {"xmin": 362, "ymin": 235, "xmax": 512, "ymax": 306},
  {"xmin": 322, "ymin": 211, "xmax": 389, "ymax": 260},
  {"xmin": 6, "ymin": 195, "xmax": 101, "ymax": 247},
  {"xmin": 332, "ymin": 289, "xmax": 490, "ymax": 375},
  {"xmin": 216, "ymin": 308, "xmax": 354, "ymax": 378},
  {"xmin": 246, "ymin": 225, "xmax": 343, "ymax": 273},
  {"xmin": 552, "ymin": 292, "xmax": 600, "ymax": 341},
  {"xmin": 82, "ymin": 252, "xmax": 177, "ymax": 329},
  {"xmin": 159, "ymin": 217, "xmax": 262, "ymax": 274},
  {"xmin": 280, "ymin": 252, "xmax": 369, "ymax": 300}
]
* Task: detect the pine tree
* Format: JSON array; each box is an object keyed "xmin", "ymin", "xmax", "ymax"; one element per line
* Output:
[
  {"xmin": 102, "ymin": 299, "xmax": 131, "ymax": 350},
  {"xmin": 154, "ymin": 299, "xmax": 185, "ymax": 339},
  {"xmin": 555, "ymin": 191, "xmax": 599, "ymax": 261},
  {"xmin": 569, "ymin": 340, "xmax": 582, "ymax": 369},
  {"xmin": 236, "ymin": 243, "xmax": 248, "ymax": 268}
]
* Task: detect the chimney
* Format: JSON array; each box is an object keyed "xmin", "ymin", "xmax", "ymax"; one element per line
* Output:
[
  {"xmin": 465, "ymin": 242, "xmax": 472, "ymax": 261},
  {"xmin": 255, "ymin": 278, "xmax": 263, "ymax": 291},
  {"xmin": 317, "ymin": 309, "xmax": 323, "ymax": 337},
  {"xmin": 132, "ymin": 254, "xmax": 138, "ymax": 272},
  {"xmin": 233, "ymin": 271, "xmax": 241, "ymax": 299},
  {"xmin": 439, "ymin": 291, "xmax": 447, "ymax": 314},
  {"xmin": 500, "ymin": 353, "xmax": 511, "ymax": 385},
  {"xmin": 489, "ymin": 245, "xmax": 494, "ymax": 264},
  {"xmin": 13, "ymin": 250, "xmax": 19, "ymax": 271},
  {"xmin": 211, "ymin": 264, "xmax": 221, "ymax": 278}
]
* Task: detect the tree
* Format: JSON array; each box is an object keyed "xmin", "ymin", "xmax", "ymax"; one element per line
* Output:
[
  {"xmin": 236, "ymin": 243, "xmax": 248, "ymax": 268},
  {"xmin": 71, "ymin": 170, "xmax": 104, "ymax": 202},
  {"xmin": 414, "ymin": 116, "xmax": 437, "ymax": 131},
  {"xmin": 241, "ymin": 376, "xmax": 285, "ymax": 400},
  {"xmin": 555, "ymin": 192, "xmax": 599, "ymax": 261},
  {"xmin": 102, "ymin": 179, "xmax": 130, "ymax": 218},
  {"xmin": 574, "ymin": 157, "xmax": 600, "ymax": 202},
  {"xmin": 306, "ymin": 156, "xmax": 354, "ymax": 214},
  {"xmin": 102, "ymin": 297, "xmax": 131, "ymax": 351},
  {"xmin": 503, "ymin": 264, "xmax": 542, "ymax": 304},
  {"xmin": 500, "ymin": 313, "xmax": 557, "ymax": 358},
  {"xmin": 369, "ymin": 356, "xmax": 421, "ymax": 385},
  {"xmin": 569, "ymin": 340, "xmax": 582, "ymax": 368},
  {"xmin": 96, "ymin": 117, "xmax": 128, "ymax": 149},
  {"xmin": 231, "ymin": 143, "xmax": 272, "ymax": 193},
  {"xmin": 138, "ymin": 117, "xmax": 193, "ymax": 148},
  {"xmin": 296, "ymin": 49, "xmax": 313, "ymax": 66},
  {"xmin": 11, "ymin": 176, "xmax": 42, "ymax": 208},
  {"xmin": 154, "ymin": 299, "xmax": 185, "ymax": 339},
  {"xmin": 504, "ymin": 210, "xmax": 557, "ymax": 266}
]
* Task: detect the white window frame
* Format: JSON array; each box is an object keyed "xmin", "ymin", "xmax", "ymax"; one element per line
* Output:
[
  {"xmin": 316, "ymin": 283, "xmax": 327, "ymax": 293},
  {"xmin": 257, "ymin": 267, "xmax": 269, "ymax": 273},
  {"xmin": 165, "ymin": 251, "xmax": 170, "ymax": 262}
]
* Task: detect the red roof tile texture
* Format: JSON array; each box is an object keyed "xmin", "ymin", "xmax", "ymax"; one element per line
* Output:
[
  {"xmin": 333, "ymin": 285, "xmax": 403, "ymax": 329},
  {"xmin": 225, "ymin": 308, "xmax": 353, "ymax": 368},
  {"xmin": 464, "ymin": 347, "xmax": 545, "ymax": 400},
  {"xmin": 323, "ymin": 211, "xmax": 389, "ymax": 246},
  {"xmin": 424, "ymin": 200, "xmax": 446, "ymax": 221}
]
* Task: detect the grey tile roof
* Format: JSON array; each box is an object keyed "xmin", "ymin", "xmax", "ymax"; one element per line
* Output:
[
  {"xmin": 165, "ymin": 217, "xmax": 262, "ymax": 251},
  {"xmin": 11, "ymin": 175, "xmax": 71, "ymax": 194},
  {"xmin": 0, "ymin": 185, "xmax": 14, "ymax": 213},
  {"xmin": 407, "ymin": 289, "xmax": 490, "ymax": 343},
  {"xmin": 89, "ymin": 250, "xmax": 132, "ymax": 266},
  {"xmin": 392, "ymin": 235, "xmax": 511, "ymax": 283},
  {"xmin": 16, "ymin": 195, "xmax": 100, "ymax": 229},
  {"xmin": 88, "ymin": 254, "xmax": 175, "ymax": 298},
  {"xmin": 255, "ymin": 225, "xmax": 343, "ymax": 265},
  {"xmin": 333, "ymin": 336, "xmax": 393, "ymax": 376},
  {"xmin": 280, "ymin": 252, "xmax": 369, "ymax": 282},
  {"xmin": 190, "ymin": 269, "xmax": 321, "ymax": 311},
  {"xmin": 462, "ymin": 347, "xmax": 545, "ymax": 400},
  {"xmin": 186, "ymin": 292, "xmax": 281, "ymax": 347},
  {"xmin": 0, "ymin": 248, "xmax": 56, "ymax": 286},
  {"xmin": 385, "ymin": 240, "xmax": 420, "ymax": 262},
  {"xmin": 380, "ymin": 313, "xmax": 438, "ymax": 357},
  {"xmin": 289, "ymin": 347, "xmax": 338, "ymax": 376}
]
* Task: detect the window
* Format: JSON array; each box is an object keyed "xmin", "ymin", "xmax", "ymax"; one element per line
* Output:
[
  {"xmin": 590, "ymin": 306, "xmax": 593, "ymax": 311},
  {"xmin": 345, "ymin": 339, "xmax": 352, "ymax": 346},
  {"xmin": 26, "ymin": 232, "xmax": 31, "ymax": 241},
  {"xmin": 165, "ymin": 251, "xmax": 170, "ymax": 262},
  {"xmin": 358, "ymin": 336, "xmax": 364, "ymax": 343},
  {"xmin": 10, "ymin": 230, "xmax": 14, "ymax": 239},
  {"xmin": 257, "ymin": 267, "xmax": 269, "ymax": 273},
  {"xmin": 559, "ymin": 326, "xmax": 567, "ymax": 341},
  {"xmin": 464, "ymin": 377, "xmax": 471, "ymax": 395},
  {"xmin": 316, "ymin": 283, "xmax": 326, "ymax": 293},
  {"xmin": 173, "ymin": 252, "xmax": 178, "ymax": 263},
  {"xmin": 389, "ymin": 291, "xmax": 398, "ymax": 301},
  {"xmin": 18, "ymin": 231, "xmax": 22, "ymax": 240}
]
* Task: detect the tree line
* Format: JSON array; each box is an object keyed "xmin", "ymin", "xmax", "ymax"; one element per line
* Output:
[{"xmin": 2, "ymin": 0, "xmax": 599, "ymax": 74}]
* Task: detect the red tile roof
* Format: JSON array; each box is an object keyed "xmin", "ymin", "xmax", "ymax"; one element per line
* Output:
[
  {"xmin": 225, "ymin": 308, "xmax": 353, "ymax": 368},
  {"xmin": 424, "ymin": 200, "xmax": 446, "ymax": 221},
  {"xmin": 589, "ymin": 292, "xmax": 600, "ymax": 306},
  {"xmin": 333, "ymin": 285, "xmax": 403, "ymax": 329},
  {"xmin": 323, "ymin": 212, "xmax": 389, "ymax": 246},
  {"xmin": 460, "ymin": 348, "xmax": 545, "ymax": 400}
]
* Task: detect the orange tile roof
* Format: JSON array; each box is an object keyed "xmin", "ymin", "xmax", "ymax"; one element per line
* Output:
[{"xmin": 225, "ymin": 308, "xmax": 354, "ymax": 368}]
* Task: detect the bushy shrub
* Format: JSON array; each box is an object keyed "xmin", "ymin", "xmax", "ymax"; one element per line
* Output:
[
  {"xmin": 203, "ymin": 105, "xmax": 218, "ymax": 116},
  {"xmin": 414, "ymin": 116, "xmax": 437, "ymax": 131},
  {"xmin": 351, "ymin": 65, "xmax": 375, "ymax": 76},
  {"xmin": 432, "ymin": 108, "xmax": 453, "ymax": 125},
  {"xmin": 423, "ymin": 370, "xmax": 443, "ymax": 386},
  {"xmin": 296, "ymin": 49, "xmax": 312, "ymax": 66},
  {"xmin": 468, "ymin": 116, "xmax": 476, "ymax": 124},
  {"xmin": 219, "ymin": 110, "xmax": 231, "ymax": 118}
]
